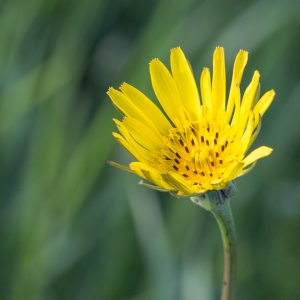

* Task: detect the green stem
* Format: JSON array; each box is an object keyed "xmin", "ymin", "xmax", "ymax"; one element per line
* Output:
[{"xmin": 211, "ymin": 200, "xmax": 237, "ymax": 300}]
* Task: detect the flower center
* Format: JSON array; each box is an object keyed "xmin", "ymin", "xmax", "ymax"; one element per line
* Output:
[{"xmin": 151, "ymin": 118, "xmax": 242, "ymax": 189}]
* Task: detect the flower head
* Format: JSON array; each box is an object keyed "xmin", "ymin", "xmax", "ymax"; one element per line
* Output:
[{"xmin": 107, "ymin": 47, "xmax": 275, "ymax": 196}]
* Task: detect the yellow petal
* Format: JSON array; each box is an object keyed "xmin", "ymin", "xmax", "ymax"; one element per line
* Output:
[
  {"xmin": 130, "ymin": 162, "xmax": 173, "ymax": 190},
  {"xmin": 227, "ymin": 50, "xmax": 248, "ymax": 122},
  {"xmin": 224, "ymin": 162, "xmax": 244, "ymax": 181},
  {"xmin": 211, "ymin": 47, "xmax": 226, "ymax": 116},
  {"xmin": 230, "ymin": 83, "xmax": 241, "ymax": 127},
  {"xmin": 253, "ymin": 89, "xmax": 275, "ymax": 119},
  {"xmin": 239, "ymin": 112, "xmax": 254, "ymax": 153},
  {"xmin": 247, "ymin": 113, "xmax": 262, "ymax": 150},
  {"xmin": 242, "ymin": 146, "xmax": 273, "ymax": 167},
  {"xmin": 239, "ymin": 71, "xmax": 260, "ymax": 130},
  {"xmin": 162, "ymin": 171, "xmax": 195, "ymax": 195},
  {"xmin": 150, "ymin": 58, "xmax": 184, "ymax": 123},
  {"xmin": 120, "ymin": 83, "xmax": 172, "ymax": 136},
  {"xmin": 200, "ymin": 67, "xmax": 212, "ymax": 112},
  {"xmin": 122, "ymin": 117, "xmax": 165, "ymax": 151},
  {"xmin": 113, "ymin": 120, "xmax": 151, "ymax": 159},
  {"xmin": 112, "ymin": 132, "xmax": 150, "ymax": 163},
  {"xmin": 170, "ymin": 47, "xmax": 201, "ymax": 122},
  {"xmin": 238, "ymin": 161, "xmax": 257, "ymax": 177},
  {"xmin": 107, "ymin": 87, "xmax": 162, "ymax": 136}
]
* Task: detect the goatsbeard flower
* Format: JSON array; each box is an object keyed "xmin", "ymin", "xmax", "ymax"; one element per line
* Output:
[{"xmin": 107, "ymin": 47, "xmax": 275, "ymax": 196}]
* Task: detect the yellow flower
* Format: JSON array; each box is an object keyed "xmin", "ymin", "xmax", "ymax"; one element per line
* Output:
[{"xmin": 107, "ymin": 47, "xmax": 275, "ymax": 196}]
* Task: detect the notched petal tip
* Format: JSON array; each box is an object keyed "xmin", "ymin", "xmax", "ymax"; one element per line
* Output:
[
  {"xmin": 239, "ymin": 49, "xmax": 249, "ymax": 54},
  {"xmin": 106, "ymin": 87, "xmax": 114, "ymax": 94},
  {"xmin": 170, "ymin": 46, "xmax": 181, "ymax": 52},
  {"xmin": 149, "ymin": 58, "xmax": 159, "ymax": 65},
  {"xmin": 119, "ymin": 82, "xmax": 126, "ymax": 89}
]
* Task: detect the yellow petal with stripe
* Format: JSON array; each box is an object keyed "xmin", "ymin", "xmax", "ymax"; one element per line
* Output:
[
  {"xmin": 130, "ymin": 162, "xmax": 173, "ymax": 190},
  {"xmin": 107, "ymin": 88, "xmax": 162, "ymax": 136},
  {"xmin": 122, "ymin": 117, "xmax": 165, "ymax": 151},
  {"xmin": 170, "ymin": 47, "xmax": 201, "ymax": 122},
  {"xmin": 200, "ymin": 67, "xmax": 212, "ymax": 111},
  {"xmin": 112, "ymin": 132, "xmax": 150, "ymax": 163},
  {"xmin": 253, "ymin": 89, "xmax": 275, "ymax": 118},
  {"xmin": 238, "ymin": 71, "xmax": 260, "ymax": 130},
  {"xmin": 120, "ymin": 83, "xmax": 172, "ymax": 135},
  {"xmin": 227, "ymin": 50, "xmax": 248, "ymax": 122},
  {"xmin": 150, "ymin": 58, "xmax": 184, "ymax": 124},
  {"xmin": 211, "ymin": 47, "xmax": 226, "ymax": 116},
  {"xmin": 162, "ymin": 172, "xmax": 195, "ymax": 195}
]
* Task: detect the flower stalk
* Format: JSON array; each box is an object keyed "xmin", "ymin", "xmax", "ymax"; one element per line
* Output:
[
  {"xmin": 212, "ymin": 200, "xmax": 236, "ymax": 300},
  {"xmin": 191, "ymin": 183, "xmax": 236, "ymax": 300}
]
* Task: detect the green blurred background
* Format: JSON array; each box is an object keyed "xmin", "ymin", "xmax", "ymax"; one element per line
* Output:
[{"xmin": 1, "ymin": 0, "xmax": 300, "ymax": 299}]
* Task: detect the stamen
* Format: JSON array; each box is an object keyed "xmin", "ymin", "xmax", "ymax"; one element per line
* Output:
[
  {"xmin": 182, "ymin": 174, "xmax": 189, "ymax": 178},
  {"xmin": 201, "ymin": 136, "xmax": 204, "ymax": 143},
  {"xmin": 179, "ymin": 139, "xmax": 184, "ymax": 146},
  {"xmin": 174, "ymin": 158, "xmax": 180, "ymax": 164},
  {"xmin": 225, "ymin": 140, "xmax": 228, "ymax": 147},
  {"xmin": 219, "ymin": 159, "xmax": 223, "ymax": 164},
  {"xmin": 201, "ymin": 171, "xmax": 205, "ymax": 176},
  {"xmin": 216, "ymin": 152, "xmax": 219, "ymax": 157},
  {"xmin": 185, "ymin": 165, "xmax": 190, "ymax": 171},
  {"xmin": 173, "ymin": 165, "xmax": 179, "ymax": 171},
  {"xmin": 214, "ymin": 139, "xmax": 217, "ymax": 145},
  {"xmin": 164, "ymin": 155, "xmax": 171, "ymax": 160},
  {"xmin": 185, "ymin": 146, "xmax": 190, "ymax": 153},
  {"xmin": 216, "ymin": 132, "xmax": 219, "ymax": 139},
  {"xmin": 221, "ymin": 145, "xmax": 225, "ymax": 152},
  {"xmin": 191, "ymin": 138, "xmax": 195, "ymax": 146},
  {"xmin": 211, "ymin": 161, "xmax": 215, "ymax": 167},
  {"xmin": 194, "ymin": 170, "xmax": 198, "ymax": 174},
  {"xmin": 175, "ymin": 152, "xmax": 181, "ymax": 159},
  {"xmin": 206, "ymin": 140, "xmax": 209, "ymax": 146}
]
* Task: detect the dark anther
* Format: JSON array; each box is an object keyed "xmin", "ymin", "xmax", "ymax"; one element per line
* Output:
[
  {"xmin": 175, "ymin": 152, "xmax": 181, "ymax": 159},
  {"xmin": 194, "ymin": 170, "xmax": 198, "ymax": 174},
  {"xmin": 191, "ymin": 139, "xmax": 195, "ymax": 146},
  {"xmin": 221, "ymin": 145, "xmax": 225, "ymax": 152},
  {"xmin": 193, "ymin": 182, "xmax": 198, "ymax": 185},
  {"xmin": 174, "ymin": 158, "xmax": 180, "ymax": 164},
  {"xmin": 201, "ymin": 171, "xmax": 205, "ymax": 176},
  {"xmin": 209, "ymin": 173, "xmax": 213, "ymax": 177},
  {"xmin": 211, "ymin": 161, "xmax": 215, "ymax": 167},
  {"xmin": 172, "ymin": 165, "xmax": 179, "ymax": 171},
  {"xmin": 219, "ymin": 159, "xmax": 223, "ymax": 164},
  {"xmin": 182, "ymin": 174, "xmax": 189, "ymax": 178},
  {"xmin": 179, "ymin": 139, "xmax": 184, "ymax": 146},
  {"xmin": 214, "ymin": 139, "xmax": 217, "ymax": 145},
  {"xmin": 164, "ymin": 155, "xmax": 171, "ymax": 160},
  {"xmin": 201, "ymin": 136, "xmax": 204, "ymax": 143},
  {"xmin": 216, "ymin": 152, "xmax": 219, "ymax": 157},
  {"xmin": 185, "ymin": 165, "xmax": 190, "ymax": 171},
  {"xmin": 206, "ymin": 140, "xmax": 209, "ymax": 146},
  {"xmin": 225, "ymin": 140, "xmax": 228, "ymax": 147},
  {"xmin": 207, "ymin": 125, "xmax": 210, "ymax": 132},
  {"xmin": 185, "ymin": 146, "xmax": 190, "ymax": 153},
  {"xmin": 191, "ymin": 128, "xmax": 196, "ymax": 135},
  {"xmin": 216, "ymin": 132, "xmax": 219, "ymax": 139}
]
